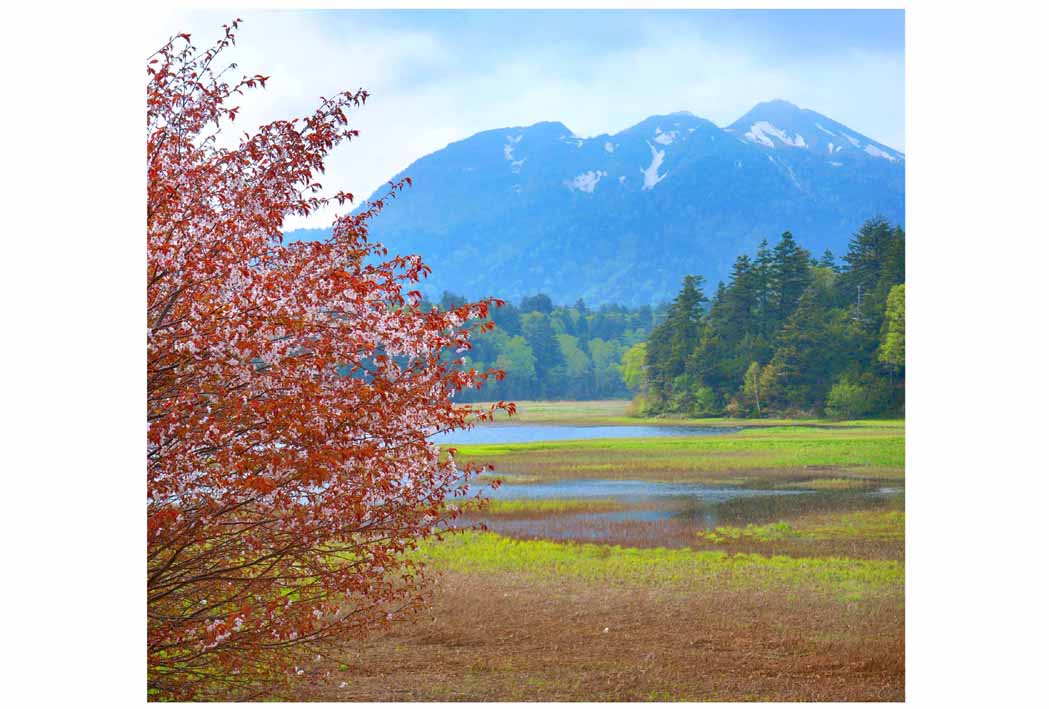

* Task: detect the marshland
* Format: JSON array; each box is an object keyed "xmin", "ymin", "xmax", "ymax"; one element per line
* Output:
[{"xmin": 301, "ymin": 401, "xmax": 904, "ymax": 701}]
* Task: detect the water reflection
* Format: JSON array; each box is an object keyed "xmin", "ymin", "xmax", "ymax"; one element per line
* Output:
[{"xmin": 460, "ymin": 478, "xmax": 903, "ymax": 547}]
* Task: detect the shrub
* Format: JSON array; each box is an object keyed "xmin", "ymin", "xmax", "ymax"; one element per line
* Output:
[
  {"xmin": 690, "ymin": 385, "xmax": 719, "ymax": 417},
  {"xmin": 824, "ymin": 377, "xmax": 872, "ymax": 419}
]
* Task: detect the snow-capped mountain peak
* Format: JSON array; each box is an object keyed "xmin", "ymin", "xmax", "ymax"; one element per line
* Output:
[
  {"xmin": 727, "ymin": 99, "xmax": 903, "ymax": 162},
  {"xmin": 289, "ymin": 100, "xmax": 904, "ymax": 305}
]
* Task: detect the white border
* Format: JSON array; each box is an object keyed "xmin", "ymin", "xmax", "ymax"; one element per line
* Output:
[{"xmin": 6, "ymin": 1, "xmax": 1048, "ymax": 707}]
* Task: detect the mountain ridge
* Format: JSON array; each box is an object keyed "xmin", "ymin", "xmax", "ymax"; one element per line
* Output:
[{"xmin": 287, "ymin": 100, "xmax": 904, "ymax": 305}]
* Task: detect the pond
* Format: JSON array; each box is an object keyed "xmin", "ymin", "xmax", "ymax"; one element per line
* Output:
[
  {"xmin": 432, "ymin": 424, "xmax": 738, "ymax": 445},
  {"xmin": 486, "ymin": 478, "xmax": 807, "ymax": 503},
  {"xmin": 441, "ymin": 422, "xmax": 902, "ymax": 547},
  {"xmin": 465, "ymin": 481, "xmax": 901, "ymax": 547}
]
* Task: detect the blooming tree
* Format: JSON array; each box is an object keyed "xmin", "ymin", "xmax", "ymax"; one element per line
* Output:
[{"xmin": 147, "ymin": 22, "xmax": 510, "ymax": 700}]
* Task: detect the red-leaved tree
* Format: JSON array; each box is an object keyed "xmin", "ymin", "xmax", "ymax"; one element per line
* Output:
[{"xmin": 147, "ymin": 22, "xmax": 510, "ymax": 700}]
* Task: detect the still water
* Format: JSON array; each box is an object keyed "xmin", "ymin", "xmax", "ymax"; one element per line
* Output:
[
  {"xmin": 432, "ymin": 424, "xmax": 738, "ymax": 445},
  {"xmin": 441, "ymin": 423, "xmax": 900, "ymax": 546},
  {"xmin": 468, "ymin": 482, "xmax": 900, "ymax": 547},
  {"xmin": 487, "ymin": 478, "xmax": 806, "ymax": 502}
]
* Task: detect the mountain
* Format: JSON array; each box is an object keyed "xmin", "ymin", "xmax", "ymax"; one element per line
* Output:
[{"xmin": 287, "ymin": 100, "xmax": 904, "ymax": 306}]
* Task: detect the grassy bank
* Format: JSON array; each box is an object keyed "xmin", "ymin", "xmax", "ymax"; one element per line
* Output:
[
  {"xmin": 472, "ymin": 399, "xmax": 905, "ymax": 429},
  {"xmin": 452, "ymin": 424, "xmax": 904, "ymax": 485},
  {"xmin": 416, "ymin": 531, "xmax": 902, "ymax": 602}
]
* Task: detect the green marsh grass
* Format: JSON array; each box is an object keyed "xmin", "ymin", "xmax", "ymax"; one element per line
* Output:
[
  {"xmin": 450, "ymin": 425, "xmax": 904, "ymax": 483},
  {"xmin": 416, "ymin": 531, "xmax": 902, "ymax": 602},
  {"xmin": 699, "ymin": 510, "xmax": 905, "ymax": 545}
]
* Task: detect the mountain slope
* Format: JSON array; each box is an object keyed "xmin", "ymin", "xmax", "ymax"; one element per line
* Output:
[{"xmin": 288, "ymin": 100, "xmax": 904, "ymax": 305}]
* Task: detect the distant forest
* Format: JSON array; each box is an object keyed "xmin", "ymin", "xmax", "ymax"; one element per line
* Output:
[
  {"xmin": 442, "ymin": 216, "xmax": 904, "ymax": 419},
  {"xmin": 432, "ymin": 293, "xmax": 659, "ymax": 402}
]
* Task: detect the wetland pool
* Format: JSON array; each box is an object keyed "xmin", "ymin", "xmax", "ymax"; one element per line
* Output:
[
  {"xmin": 432, "ymin": 424, "xmax": 738, "ymax": 445},
  {"xmin": 443, "ymin": 423, "xmax": 903, "ymax": 547},
  {"xmin": 464, "ymin": 479, "xmax": 901, "ymax": 546}
]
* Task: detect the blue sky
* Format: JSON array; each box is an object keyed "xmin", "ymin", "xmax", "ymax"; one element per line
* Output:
[{"xmin": 154, "ymin": 8, "xmax": 904, "ymax": 231}]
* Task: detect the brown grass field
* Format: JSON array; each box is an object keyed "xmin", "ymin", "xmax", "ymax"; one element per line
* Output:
[{"xmin": 304, "ymin": 567, "xmax": 903, "ymax": 701}]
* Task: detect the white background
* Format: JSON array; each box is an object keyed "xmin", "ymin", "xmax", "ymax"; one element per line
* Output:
[{"xmin": 2, "ymin": 1, "xmax": 1046, "ymax": 707}]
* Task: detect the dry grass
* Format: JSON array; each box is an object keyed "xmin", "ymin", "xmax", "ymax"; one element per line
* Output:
[
  {"xmin": 476, "ymin": 399, "xmax": 905, "ymax": 430},
  {"xmin": 301, "ymin": 569, "xmax": 903, "ymax": 702}
]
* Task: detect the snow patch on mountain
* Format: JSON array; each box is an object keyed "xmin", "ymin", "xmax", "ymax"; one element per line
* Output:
[
  {"xmin": 604, "ymin": 141, "xmax": 615, "ymax": 153},
  {"xmin": 864, "ymin": 144, "xmax": 898, "ymax": 161},
  {"xmin": 567, "ymin": 170, "xmax": 607, "ymax": 194},
  {"xmin": 653, "ymin": 129, "xmax": 678, "ymax": 146},
  {"xmin": 641, "ymin": 142, "xmax": 667, "ymax": 190},
  {"xmin": 503, "ymin": 137, "xmax": 526, "ymax": 172},
  {"xmin": 768, "ymin": 155, "xmax": 805, "ymax": 193},
  {"xmin": 814, "ymin": 123, "xmax": 837, "ymax": 137},
  {"xmin": 844, "ymin": 134, "xmax": 861, "ymax": 148},
  {"xmin": 743, "ymin": 121, "xmax": 806, "ymax": 148}
]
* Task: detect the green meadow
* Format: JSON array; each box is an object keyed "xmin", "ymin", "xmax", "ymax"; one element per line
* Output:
[{"xmin": 416, "ymin": 531, "xmax": 902, "ymax": 603}]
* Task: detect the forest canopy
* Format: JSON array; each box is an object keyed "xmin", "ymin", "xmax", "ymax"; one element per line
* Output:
[
  {"xmin": 446, "ymin": 217, "xmax": 905, "ymax": 420},
  {"xmin": 634, "ymin": 217, "xmax": 905, "ymax": 419}
]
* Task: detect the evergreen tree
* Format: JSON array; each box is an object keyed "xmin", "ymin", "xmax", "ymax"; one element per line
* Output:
[
  {"xmin": 840, "ymin": 217, "xmax": 899, "ymax": 317},
  {"xmin": 646, "ymin": 275, "xmax": 706, "ymax": 407},
  {"xmin": 766, "ymin": 287, "xmax": 832, "ymax": 412},
  {"xmin": 754, "ymin": 239, "xmax": 775, "ymax": 340},
  {"xmin": 771, "ymin": 231, "xmax": 813, "ymax": 327},
  {"xmin": 520, "ymin": 293, "xmax": 554, "ymax": 314},
  {"xmin": 522, "ymin": 312, "xmax": 566, "ymax": 398}
]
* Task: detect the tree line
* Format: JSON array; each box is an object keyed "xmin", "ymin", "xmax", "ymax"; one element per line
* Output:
[
  {"xmin": 431, "ymin": 292, "xmax": 660, "ymax": 401},
  {"xmin": 626, "ymin": 217, "xmax": 905, "ymax": 419}
]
